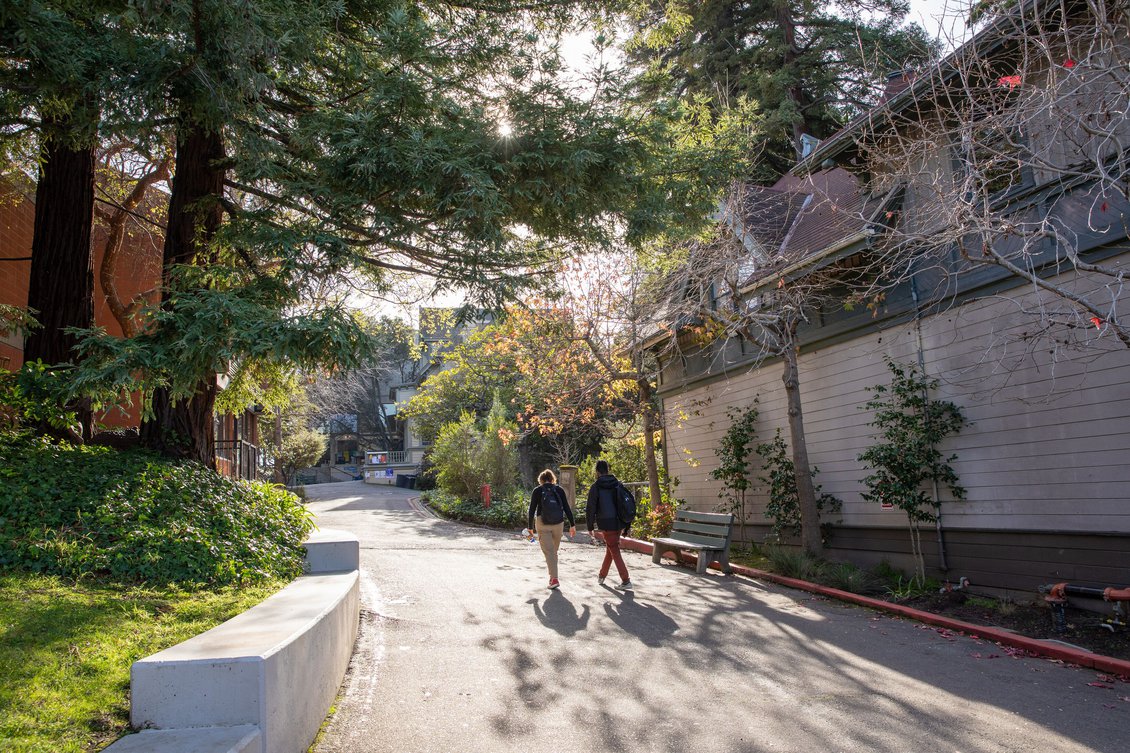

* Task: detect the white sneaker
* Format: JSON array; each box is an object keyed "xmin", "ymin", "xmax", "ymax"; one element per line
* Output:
[
  {"xmin": 616, "ymin": 581, "xmax": 633, "ymax": 590},
  {"xmin": 598, "ymin": 576, "xmax": 606, "ymax": 586}
]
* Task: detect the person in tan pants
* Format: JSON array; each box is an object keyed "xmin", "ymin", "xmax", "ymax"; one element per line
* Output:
[{"xmin": 528, "ymin": 469, "xmax": 576, "ymax": 589}]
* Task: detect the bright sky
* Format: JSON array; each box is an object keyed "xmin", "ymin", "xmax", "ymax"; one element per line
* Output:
[{"xmin": 908, "ymin": 0, "xmax": 973, "ymax": 44}]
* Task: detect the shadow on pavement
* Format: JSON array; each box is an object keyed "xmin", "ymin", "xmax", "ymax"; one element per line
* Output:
[{"xmin": 528, "ymin": 590, "xmax": 590, "ymax": 637}]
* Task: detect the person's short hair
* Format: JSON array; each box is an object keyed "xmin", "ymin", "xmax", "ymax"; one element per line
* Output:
[
  {"xmin": 538, "ymin": 469, "xmax": 556, "ymax": 485},
  {"xmin": 595, "ymin": 459, "xmax": 609, "ymax": 475}
]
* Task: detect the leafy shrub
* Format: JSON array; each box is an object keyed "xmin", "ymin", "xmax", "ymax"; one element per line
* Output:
[
  {"xmin": 431, "ymin": 412, "xmax": 486, "ymax": 498},
  {"xmin": 859, "ymin": 358, "xmax": 967, "ymax": 586},
  {"xmin": 0, "ymin": 362, "xmax": 81, "ymax": 435},
  {"xmin": 430, "ymin": 396, "xmax": 520, "ymax": 501},
  {"xmin": 0, "ymin": 432, "xmax": 314, "ymax": 586},
  {"xmin": 869, "ymin": 560, "xmax": 940, "ymax": 598},
  {"xmin": 817, "ymin": 561, "xmax": 884, "ymax": 595},
  {"xmin": 422, "ymin": 486, "xmax": 527, "ymax": 529},
  {"xmin": 756, "ymin": 429, "xmax": 841, "ymax": 540},
  {"xmin": 711, "ymin": 402, "xmax": 758, "ymax": 539},
  {"xmin": 632, "ymin": 484, "xmax": 683, "ymax": 541},
  {"xmin": 762, "ymin": 544, "xmax": 826, "ymax": 582}
]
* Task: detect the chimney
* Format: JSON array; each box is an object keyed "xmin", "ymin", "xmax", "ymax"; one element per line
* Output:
[{"xmin": 881, "ymin": 69, "xmax": 916, "ymax": 103}]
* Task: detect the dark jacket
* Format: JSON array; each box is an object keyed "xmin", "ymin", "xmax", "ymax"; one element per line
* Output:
[
  {"xmin": 528, "ymin": 483, "xmax": 575, "ymax": 530},
  {"xmin": 586, "ymin": 474, "xmax": 627, "ymax": 533}
]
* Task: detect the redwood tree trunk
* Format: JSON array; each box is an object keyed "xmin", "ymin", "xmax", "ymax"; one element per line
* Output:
[
  {"xmin": 140, "ymin": 127, "xmax": 226, "ymax": 466},
  {"xmin": 23, "ymin": 116, "xmax": 95, "ymax": 438},
  {"xmin": 780, "ymin": 334, "xmax": 822, "ymax": 554},
  {"xmin": 775, "ymin": 4, "xmax": 821, "ymax": 152}
]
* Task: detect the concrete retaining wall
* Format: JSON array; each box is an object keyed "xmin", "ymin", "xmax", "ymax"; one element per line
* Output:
[{"xmin": 105, "ymin": 529, "xmax": 360, "ymax": 753}]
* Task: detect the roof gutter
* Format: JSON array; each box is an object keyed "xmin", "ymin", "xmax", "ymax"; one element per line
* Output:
[{"xmin": 738, "ymin": 229, "xmax": 873, "ymax": 298}]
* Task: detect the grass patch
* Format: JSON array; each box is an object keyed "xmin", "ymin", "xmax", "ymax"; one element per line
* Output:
[{"xmin": 0, "ymin": 572, "xmax": 283, "ymax": 753}]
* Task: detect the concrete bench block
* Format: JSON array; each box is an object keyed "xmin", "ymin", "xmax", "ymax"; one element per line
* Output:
[
  {"xmin": 303, "ymin": 528, "xmax": 360, "ymax": 572},
  {"xmin": 131, "ymin": 570, "xmax": 359, "ymax": 753},
  {"xmin": 102, "ymin": 726, "xmax": 261, "ymax": 753}
]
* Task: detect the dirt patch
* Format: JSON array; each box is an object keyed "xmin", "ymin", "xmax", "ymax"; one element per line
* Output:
[{"xmin": 894, "ymin": 591, "xmax": 1130, "ymax": 663}]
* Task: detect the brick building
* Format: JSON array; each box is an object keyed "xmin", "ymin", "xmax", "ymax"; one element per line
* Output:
[{"xmin": 1, "ymin": 172, "xmax": 260, "ymax": 478}]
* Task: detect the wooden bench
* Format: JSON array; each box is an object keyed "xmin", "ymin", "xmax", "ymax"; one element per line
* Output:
[{"xmin": 651, "ymin": 510, "xmax": 735, "ymax": 574}]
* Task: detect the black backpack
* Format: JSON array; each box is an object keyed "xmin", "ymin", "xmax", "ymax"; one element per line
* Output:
[
  {"xmin": 615, "ymin": 483, "xmax": 636, "ymax": 528},
  {"xmin": 539, "ymin": 485, "xmax": 565, "ymax": 525}
]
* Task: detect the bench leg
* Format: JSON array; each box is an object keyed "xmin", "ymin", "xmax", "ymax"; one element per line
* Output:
[
  {"xmin": 719, "ymin": 549, "xmax": 732, "ymax": 575},
  {"xmin": 695, "ymin": 552, "xmax": 710, "ymax": 574},
  {"xmin": 652, "ymin": 544, "xmax": 675, "ymax": 565}
]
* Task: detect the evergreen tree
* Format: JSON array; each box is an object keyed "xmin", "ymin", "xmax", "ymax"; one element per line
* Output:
[
  {"xmin": 9, "ymin": 2, "xmax": 749, "ymax": 464},
  {"xmin": 0, "ymin": 2, "xmax": 132, "ymax": 437},
  {"xmin": 627, "ymin": 0, "xmax": 935, "ymax": 175}
]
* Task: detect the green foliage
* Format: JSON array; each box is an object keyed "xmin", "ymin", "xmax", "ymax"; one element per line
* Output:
[
  {"xmin": 431, "ymin": 412, "xmax": 487, "ymax": 499},
  {"xmin": 401, "ymin": 327, "xmax": 518, "ymax": 444},
  {"xmin": 0, "ymin": 362, "xmax": 81, "ymax": 434},
  {"xmin": 71, "ymin": 273, "xmax": 379, "ymax": 421},
  {"xmin": 755, "ymin": 428, "xmax": 840, "ymax": 540},
  {"xmin": 0, "ymin": 433, "xmax": 314, "ymax": 585},
  {"xmin": 870, "ymin": 559, "xmax": 940, "ymax": 599},
  {"xmin": 430, "ymin": 396, "xmax": 520, "ymax": 501},
  {"xmin": 578, "ymin": 422, "xmax": 651, "ymax": 486},
  {"xmin": 481, "ymin": 392, "xmax": 519, "ymax": 491},
  {"xmin": 710, "ymin": 401, "xmax": 758, "ymax": 534},
  {"xmin": 575, "ymin": 423, "xmax": 680, "ymax": 539},
  {"xmin": 0, "ymin": 572, "xmax": 282, "ymax": 753},
  {"xmin": 626, "ymin": 0, "xmax": 936, "ymax": 175},
  {"xmin": 271, "ymin": 427, "xmax": 327, "ymax": 485},
  {"xmin": 818, "ymin": 561, "xmax": 884, "ymax": 595},
  {"xmin": 0, "ymin": 304, "xmax": 37, "ymax": 339},
  {"xmin": 632, "ymin": 483, "xmax": 683, "ymax": 541},
  {"xmin": 422, "ymin": 487, "xmax": 527, "ymax": 529},
  {"xmin": 859, "ymin": 359, "xmax": 966, "ymax": 586},
  {"xmin": 858, "ymin": 358, "xmax": 968, "ymax": 522},
  {"xmin": 762, "ymin": 544, "xmax": 826, "ymax": 582}
]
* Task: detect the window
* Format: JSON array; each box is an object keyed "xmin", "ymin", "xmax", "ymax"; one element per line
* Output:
[{"xmin": 958, "ymin": 124, "xmax": 1032, "ymax": 202}]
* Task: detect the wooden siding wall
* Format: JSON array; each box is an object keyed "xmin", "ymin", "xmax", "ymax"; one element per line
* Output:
[
  {"xmin": 740, "ymin": 522, "xmax": 1130, "ymax": 599},
  {"xmin": 660, "ymin": 251, "xmax": 1130, "ymax": 589}
]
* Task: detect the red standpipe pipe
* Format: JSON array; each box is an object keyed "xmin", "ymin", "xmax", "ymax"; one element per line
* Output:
[
  {"xmin": 1042, "ymin": 582, "xmax": 1130, "ymax": 602},
  {"xmin": 1104, "ymin": 587, "xmax": 1130, "ymax": 602}
]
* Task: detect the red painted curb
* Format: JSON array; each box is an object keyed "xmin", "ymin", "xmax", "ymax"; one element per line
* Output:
[{"xmin": 621, "ymin": 537, "xmax": 1130, "ymax": 677}]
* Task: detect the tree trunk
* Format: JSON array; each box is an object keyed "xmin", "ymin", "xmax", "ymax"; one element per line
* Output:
[
  {"xmin": 781, "ymin": 341, "xmax": 822, "ymax": 555},
  {"xmin": 638, "ymin": 379, "xmax": 664, "ymax": 517},
  {"xmin": 23, "ymin": 115, "xmax": 95, "ymax": 438},
  {"xmin": 140, "ymin": 127, "xmax": 226, "ymax": 466},
  {"xmin": 775, "ymin": 3, "xmax": 821, "ymax": 153}
]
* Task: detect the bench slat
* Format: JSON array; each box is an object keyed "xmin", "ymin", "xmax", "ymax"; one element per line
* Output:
[
  {"xmin": 653, "ymin": 536, "xmax": 724, "ymax": 551},
  {"xmin": 676, "ymin": 510, "xmax": 735, "ymax": 525},
  {"xmin": 673, "ymin": 520, "xmax": 733, "ymax": 537},
  {"xmin": 661, "ymin": 532, "xmax": 728, "ymax": 549}
]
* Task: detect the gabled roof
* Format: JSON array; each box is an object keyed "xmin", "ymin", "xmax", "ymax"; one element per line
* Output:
[
  {"xmin": 796, "ymin": 0, "xmax": 1048, "ymax": 174},
  {"xmin": 729, "ymin": 167, "xmax": 898, "ymax": 289}
]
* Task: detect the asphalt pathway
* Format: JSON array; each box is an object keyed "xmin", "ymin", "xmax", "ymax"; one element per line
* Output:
[{"xmin": 305, "ymin": 481, "xmax": 1125, "ymax": 753}]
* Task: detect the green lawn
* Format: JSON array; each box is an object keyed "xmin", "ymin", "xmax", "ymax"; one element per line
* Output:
[{"xmin": 0, "ymin": 573, "xmax": 283, "ymax": 753}]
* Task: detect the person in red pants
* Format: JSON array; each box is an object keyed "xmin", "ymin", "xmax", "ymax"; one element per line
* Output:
[{"xmin": 585, "ymin": 459, "xmax": 633, "ymax": 590}]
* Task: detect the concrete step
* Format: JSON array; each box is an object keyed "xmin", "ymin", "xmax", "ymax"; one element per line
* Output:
[{"xmin": 101, "ymin": 725, "xmax": 260, "ymax": 753}]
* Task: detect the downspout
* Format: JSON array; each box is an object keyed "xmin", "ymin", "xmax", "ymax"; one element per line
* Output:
[{"xmin": 911, "ymin": 275, "xmax": 949, "ymax": 572}]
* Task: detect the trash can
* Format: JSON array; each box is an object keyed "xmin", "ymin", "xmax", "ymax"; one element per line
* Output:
[
  {"xmin": 405, "ymin": 475, "xmax": 417, "ymax": 489},
  {"xmin": 395, "ymin": 474, "xmax": 408, "ymax": 488}
]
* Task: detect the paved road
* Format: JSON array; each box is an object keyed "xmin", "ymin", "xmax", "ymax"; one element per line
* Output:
[{"xmin": 305, "ymin": 481, "xmax": 1125, "ymax": 753}]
